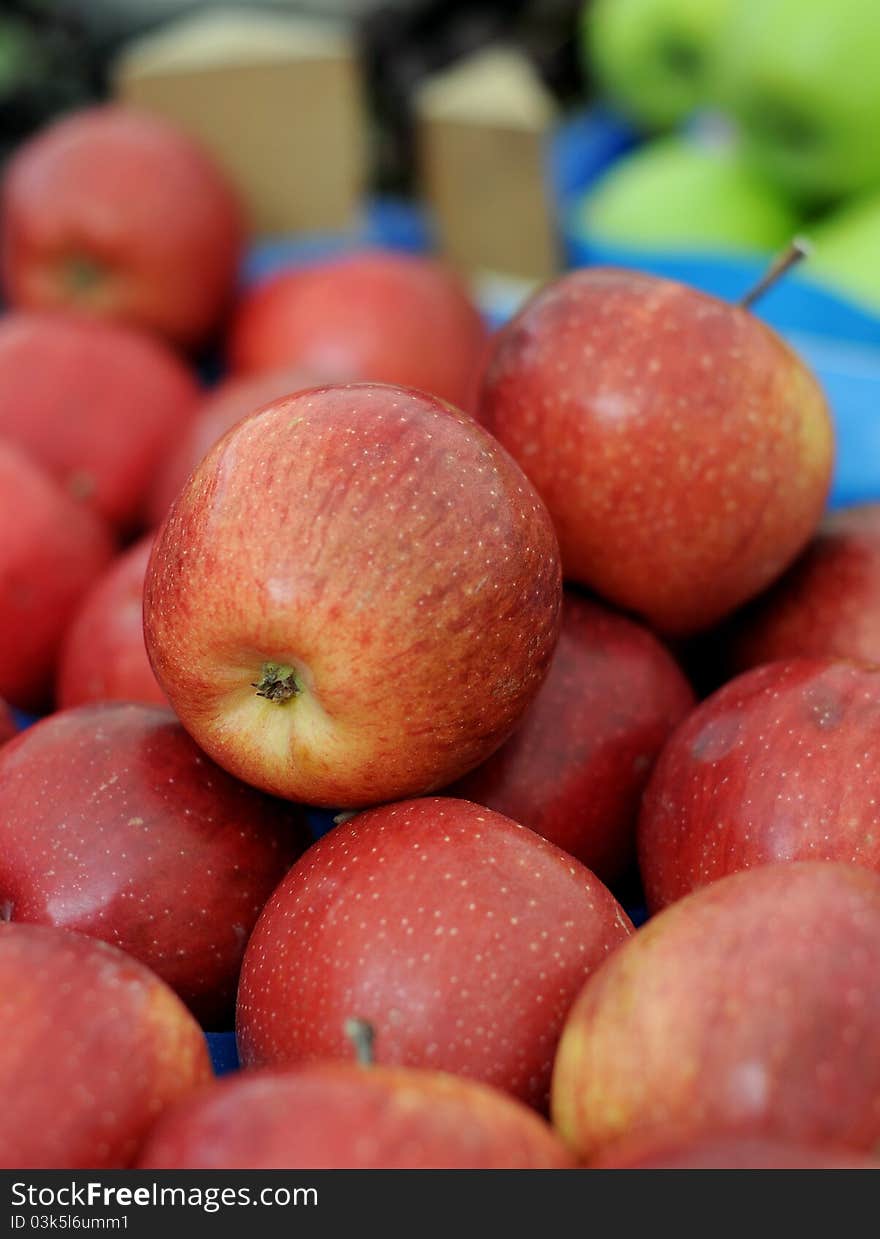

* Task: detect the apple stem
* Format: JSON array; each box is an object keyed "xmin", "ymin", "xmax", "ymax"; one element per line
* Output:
[
  {"xmin": 253, "ymin": 662, "xmax": 300, "ymax": 703},
  {"xmin": 344, "ymin": 1017, "xmax": 377, "ymax": 1067},
  {"xmin": 739, "ymin": 237, "xmax": 812, "ymax": 310}
]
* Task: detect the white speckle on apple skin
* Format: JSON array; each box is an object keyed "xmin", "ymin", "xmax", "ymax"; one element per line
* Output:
[
  {"xmin": 0, "ymin": 702, "xmax": 310, "ymax": 1025},
  {"xmin": 236, "ymin": 796, "xmax": 632, "ymax": 1112}
]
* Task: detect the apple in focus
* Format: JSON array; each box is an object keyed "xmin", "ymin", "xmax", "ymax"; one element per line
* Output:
[
  {"xmin": 638, "ymin": 658, "xmax": 880, "ymax": 910},
  {"xmin": 236, "ymin": 796, "xmax": 633, "ymax": 1111},
  {"xmin": 448, "ymin": 590, "xmax": 695, "ymax": 881},
  {"xmin": 0, "ymin": 104, "xmax": 244, "ymax": 348},
  {"xmin": 0, "ymin": 922, "xmax": 212, "ymax": 1168},
  {"xmin": 137, "ymin": 1062, "xmax": 575, "ymax": 1169},
  {"xmin": 480, "ymin": 267, "xmax": 833, "ymax": 636},
  {"xmin": 0, "ymin": 703, "xmax": 311, "ymax": 1025},
  {"xmin": 144, "ymin": 383, "xmax": 562, "ymax": 807},
  {"xmin": 552, "ymin": 861, "xmax": 880, "ymax": 1158}
]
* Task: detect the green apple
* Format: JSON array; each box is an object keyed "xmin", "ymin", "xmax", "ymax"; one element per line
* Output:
[
  {"xmin": 571, "ymin": 135, "xmax": 800, "ymax": 253},
  {"xmin": 582, "ymin": 0, "xmax": 734, "ymax": 130},
  {"xmin": 720, "ymin": 0, "xmax": 880, "ymax": 203},
  {"xmin": 807, "ymin": 192, "xmax": 880, "ymax": 313}
]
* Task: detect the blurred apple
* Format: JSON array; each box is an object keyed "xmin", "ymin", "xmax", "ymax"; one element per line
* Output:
[
  {"xmin": 808, "ymin": 191, "xmax": 880, "ymax": 313},
  {"xmin": 145, "ymin": 383, "xmax": 562, "ymax": 807},
  {"xmin": 719, "ymin": 0, "xmax": 880, "ymax": 202},
  {"xmin": 722, "ymin": 504, "xmax": 880, "ymax": 674},
  {"xmin": 237, "ymin": 797, "xmax": 633, "ymax": 1111},
  {"xmin": 638, "ymin": 659, "xmax": 880, "ymax": 909},
  {"xmin": 58, "ymin": 535, "xmax": 163, "ymax": 708},
  {"xmin": 0, "ymin": 702, "xmax": 310, "ymax": 1026},
  {"xmin": 552, "ymin": 862, "xmax": 880, "ymax": 1158},
  {"xmin": 583, "ymin": 0, "xmax": 733, "ymax": 130},
  {"xmin": 148, "ymin": 365, "xmax": 321, "ymax": 526},
  {"xmin": 229, "ymin": 251, "xmax": 490, "ymax": 413},
  {"xmin": 572, "ymin": 135, "xmax": 799, "ymax": 254},
  {"xmin": 480, "ymin": 267, "xmax": 833, "ymax": 637},
  {"xmin": 448, "ymin": 591, "xmax": 695, "ymax": 881},
  {"xmin": 0, "ymin": 922, "xmax": 212, "ymax": 1168},
  {"xmin": 0, "ymin": 311, "xmax": 201, "ymax": 530},
  {"xmin": 137, "ymin": 1062, "xmax": 575, "ymax": 1169},
  {"xmin": 0, "ymin": 105, "xmax": 244, "ymax": 348},
  {"xmin": 0, "ymin": 698, "xmax": 15, "ymax": 747},
  {"xmin": 0, "ymin": 439, "xmax": 113, "ymax": 711}
]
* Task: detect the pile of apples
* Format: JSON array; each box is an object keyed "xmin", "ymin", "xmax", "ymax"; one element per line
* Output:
[{"xmin": 2, "ymin": 101, "xmax": 880, "ymax": 1173}]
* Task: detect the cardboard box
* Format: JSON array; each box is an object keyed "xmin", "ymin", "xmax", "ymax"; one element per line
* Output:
[
  {"xmin": 416, "ymin": 47, "xmax": 561, "ymax": 284},
  {"xmin": 113, "ymin": 7, "xmax": 368, "ymax": 237}
]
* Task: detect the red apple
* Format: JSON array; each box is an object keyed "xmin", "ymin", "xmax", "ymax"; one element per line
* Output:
[
  {"xmin": 638, "ymin": 658, "xmax": 880, "ymax": 911},
  {"xmin": 0, "ymin": 702, "xmax": 311, "ymax": 1025},
  {"xmin": 552, "ymin": 861, "xmax": 880, "ymax": 1158},
  {"xmin": 0, "ymin": 311, "xmax": 200, "ymax": 530},
  {"xmin": 1, "ymin": 105, "xmax": 244, "ymax": 349},
  {"xmin": 137, "ymin": 1061, "xmax": 575, "ymax": 1169},
  {"xmin": 0, "ymin": 699, "xmax": 16, "ymax": 747},
  {"xmin": 0, "ymin": 922, "xmax": 212, "ymax": 1168},
  {"xmin": 0, "ymin": 439, "xmax": 114, "ymax": 710},
  {"xmin": 448, "ymin": 590, "xmax": 695, "ymax": 880},
  {"xmin": 723, "ymin": 503, "xmax": 880, "ymax": 673},
  {"xmin": 229, "ymin": 251, "xmax": 490, "ymax": 412},
  {"xmin": 592, "ymin": 1131, "xmax": 880, "ymax": 1169},
  {"xmin": 147, "ymin": 364, "xmax": 322, "ymax": 526},
  {"xmin": 236, "ymin": 797, "xmax": 633, "ymax": 1110},
  {"xmin": 144, "ymin": 383, "xmax": 562, "ymax": 807},
  {"xmin": 57, "ymin": 535, "xmax": 164, "ymax": 708},
  {"xmin": 480, "ymin": 267, "xmax": 833, "ymax": 636}
]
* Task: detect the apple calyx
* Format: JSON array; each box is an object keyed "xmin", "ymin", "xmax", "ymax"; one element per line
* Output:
[
  {"xmin": 739, "ymin": 236, "xmax": 812, "ymax": 310},
  {"xmin": 63, "ymin": 254, "xmax": 105, "ymax": 298},
  {"xmin": 252, "ymin": 662, "xmax": 301, "ymax": 704},
  {"xmin": 344, "ymin": 1017, "xmax": 377, "ymax": 1067}
]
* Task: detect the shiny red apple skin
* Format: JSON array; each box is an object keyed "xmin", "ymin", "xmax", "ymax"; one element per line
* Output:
[
  {"xmin": 137, "ymin": 1064, "xmax": 576, "ymax": 1169},
  {"xmin": 0, "ymin": 922, "xmax": 212, "ymax": 1169},
  {"xmin": 229, "ymin": 251, "xmax": 490, "ymax": 412},
  {"xmin": 144, "ymin": 383, "xmax": 562, "ymax": 808},
  {"xmin": 0, "ymin": 440, "xmax": 114, "ymax": 711},
  {"xmin": 57, "ymin": 535, "xmax": 164, "ymax": 708},
  {"xmin": 480, "ymin": 268, "xmax": 833, "ymax": 637},
  {"xmin": 0, "ymin": 312, "xmax": 200, "ymax": 529},
  {"xmin": 1, "ymin": 105, "xmax": 244, "ymax": 349},
  {"xmin": 147, "ymin": 364, "xmax": 321, "ymax": 526},
  {"xmin": 552, "ymin": 862, "xmax": 880, "ymax": 1158},
  {"xmin": 638, "ymin": 658, "xmax": 880, "ymax": 911},
  {"xmin": 236, "ymin": 797, "xmax": 633, "ymax": 1111},
  {"xmin": 724, "ymin": 504, "xmax": 880, "ymax": 673},
  {"xmin": 0, "ymin": 703, "xmax": 311, "ymax": 1026},
  {"xmin": 449, "ymin": 590, "xmax": 695, "ymax": 880},
  {"xmin": 592, "ymin": 1131, "xmax": 880, "ymax": 1169}
]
